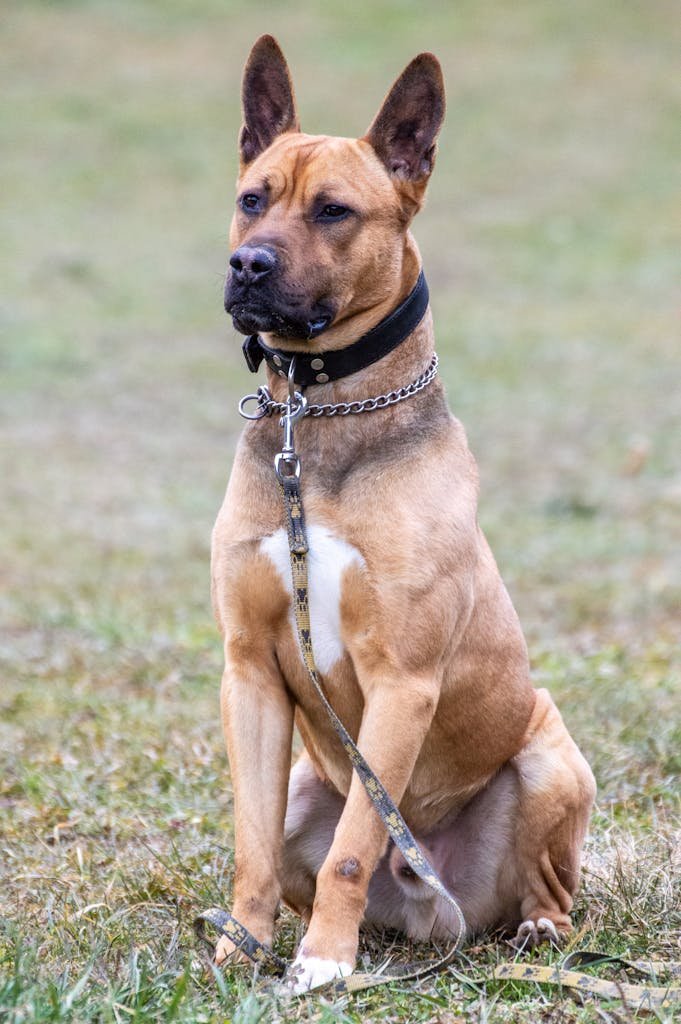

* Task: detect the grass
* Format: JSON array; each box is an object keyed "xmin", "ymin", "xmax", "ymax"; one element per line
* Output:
[{"xmin": 1, "ymin": 0, "xmax": 680, "ymax": 1020}]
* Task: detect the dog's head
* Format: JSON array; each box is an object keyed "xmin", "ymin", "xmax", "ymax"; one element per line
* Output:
[{"xmin": 224, "ymin": 35, "xmax": 445, "ymax": 347}]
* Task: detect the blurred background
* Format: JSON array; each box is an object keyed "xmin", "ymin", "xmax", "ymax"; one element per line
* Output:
[{"xmin": 1, "ymin": 1, "xmax": 679, "ymax": 1017}]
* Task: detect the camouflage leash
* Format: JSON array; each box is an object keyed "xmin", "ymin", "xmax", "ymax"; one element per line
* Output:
[
  {"xmin": 276, "ymin": 465, "xmax": 467, "ymax": 993},
  {"xmin": 494, "ymin": 952, "xmax": 681, "ymax": 1012}
]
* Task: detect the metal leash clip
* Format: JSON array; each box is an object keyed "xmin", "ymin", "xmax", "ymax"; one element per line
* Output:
[{"xmin": 274, "ymin": 358, "xmax": 308, "ymax": 480}]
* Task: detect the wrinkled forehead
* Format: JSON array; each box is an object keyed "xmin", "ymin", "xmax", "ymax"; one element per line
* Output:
[{"xmin": 237, "ymin": 133, "xmax": 396, "ymax": 208}]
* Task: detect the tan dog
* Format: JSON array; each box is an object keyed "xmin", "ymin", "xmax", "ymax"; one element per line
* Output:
[{"xmin": 211, "ymin": 35, "xmax": 596, "ymax": 992}]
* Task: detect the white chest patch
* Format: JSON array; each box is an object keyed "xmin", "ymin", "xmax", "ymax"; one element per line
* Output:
[{"xmin": 260, "ymin": 525, "xmax": 365, "ymax": 675}]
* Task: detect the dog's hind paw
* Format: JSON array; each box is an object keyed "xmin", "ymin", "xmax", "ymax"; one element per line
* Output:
[
  {"xmin": 282, "ymin": 953, "xmax": 353, "ymax": 994},
  {"xmin": 509, "ymin": 916, "xmax": 564, "ymax": 951}
]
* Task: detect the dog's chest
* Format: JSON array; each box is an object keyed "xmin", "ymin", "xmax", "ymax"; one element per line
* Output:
[{"xmin": 260, "ymin": 524, "xmax": 365, "ymax": 674}]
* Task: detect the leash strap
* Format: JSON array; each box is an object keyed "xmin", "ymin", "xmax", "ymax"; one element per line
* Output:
[
  {"xmin": 193, "ymin": 907, "xmax": 287, "ymax": 976},
  {"xmin": 192, "ymin": 897, "xmax": 681, "ymax": 1008},
  {"xmin": 278, "ymin": 471, "xmax": 466, "ymax": 992},
  {"xmin": 493, "ymin": 955, "xmax": 681, "ymax": 1011}
]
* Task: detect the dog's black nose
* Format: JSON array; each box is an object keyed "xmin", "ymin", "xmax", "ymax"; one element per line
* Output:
[{"xmin": 229, "ymin": 245, "xmax": 277, "ymax": 285}]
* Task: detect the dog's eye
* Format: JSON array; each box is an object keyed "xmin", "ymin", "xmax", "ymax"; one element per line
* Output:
[
  {"xmin": 240, "ymin": 194, "xmax": 261, "ymax": 213},
  {"xmin": 318, "ymin": 204, "xmax": 350, "ymax": 222}
]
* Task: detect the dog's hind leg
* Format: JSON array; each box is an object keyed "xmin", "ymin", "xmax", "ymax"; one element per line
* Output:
[
  {"xmin": 504, "ymin": 688, "xmax": 596, "ymax": 948},
  {"xmin": 373, "ymin": 695, "xmax": 595, "ymax": 949}
]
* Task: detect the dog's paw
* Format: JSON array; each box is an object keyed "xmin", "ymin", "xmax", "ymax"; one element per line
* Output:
[
  {"xmin": 509, "ymin": 916, "xmax": 564, "ymax": 951},
  {"xmin": 282, "ymin": 952, "xmax": 353, "ymax": 994}
]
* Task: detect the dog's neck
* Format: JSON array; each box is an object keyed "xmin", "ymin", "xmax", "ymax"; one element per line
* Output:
[{"xmin": 252, "ymin": 308, "xmax": 446, "ymax": 492}]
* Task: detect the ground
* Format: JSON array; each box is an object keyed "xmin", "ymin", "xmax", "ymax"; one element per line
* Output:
[{"xmin": 1, "ymin": 1, "xmax": 679, "ymax": 1021}]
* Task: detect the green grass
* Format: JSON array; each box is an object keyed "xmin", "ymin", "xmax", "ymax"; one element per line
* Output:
[{"xmin": 1, "ymin": 1, "xmax": 680, "ymax": 1020}]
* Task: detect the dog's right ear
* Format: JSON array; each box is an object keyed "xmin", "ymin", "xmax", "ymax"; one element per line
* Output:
[{"xmin": 239, "ymin": 35, "xmax": 300, "ymax": 167}]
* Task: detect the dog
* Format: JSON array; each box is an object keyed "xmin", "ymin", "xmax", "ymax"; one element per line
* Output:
[{"xmin": 211, "ymin": 34, "xmax": 596, "ymax": 993}]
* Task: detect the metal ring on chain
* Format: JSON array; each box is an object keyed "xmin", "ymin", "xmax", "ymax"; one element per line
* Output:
[{"xmin": 238, "ymin": 354, "xmax": 439, "ymax": 421}]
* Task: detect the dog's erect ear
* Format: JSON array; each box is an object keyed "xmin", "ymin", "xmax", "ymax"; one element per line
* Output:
[
  {"xmin": 239, "ymin": 35, "xmax": 300, "ymax": 166},
  {"xmin": 364, "ymin": 53, "xmax": 445, "ymax": 204}
]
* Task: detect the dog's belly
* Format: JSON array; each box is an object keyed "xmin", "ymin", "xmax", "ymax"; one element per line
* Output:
[{"xmin": 260, "ymin": 524, "xmax": 365, "ymax": 675}]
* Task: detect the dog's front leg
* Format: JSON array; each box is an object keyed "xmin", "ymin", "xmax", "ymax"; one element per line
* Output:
[
  {"xmin": 286, "ymin": 674, "xmax": 440, "ymax": 991},
  {"xmin": 215, "ymin": 653, "xmax": 294, "ymax": 965}
]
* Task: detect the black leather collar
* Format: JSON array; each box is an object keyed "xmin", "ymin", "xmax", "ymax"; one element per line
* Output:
[{"xmin": 242, "ymin": 271, "xmax": 429, "ymax": 386}]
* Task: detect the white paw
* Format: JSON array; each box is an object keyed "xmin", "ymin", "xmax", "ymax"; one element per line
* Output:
[
  {"xmin": 510, "ymin": 916, "xmax": 561, "ymax": 950},
  {"xmin": 283, "ymin": 953, "xmax": 353, "ymax": 994}
]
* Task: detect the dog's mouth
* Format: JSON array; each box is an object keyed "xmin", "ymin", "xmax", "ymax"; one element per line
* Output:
[
  {"xmin": 226, "ymin": 288, "xmax": 333, "ymax": 342},
  {"xmin": 229, "ymin": 305, "xmax": 331, "ymax": 340}
]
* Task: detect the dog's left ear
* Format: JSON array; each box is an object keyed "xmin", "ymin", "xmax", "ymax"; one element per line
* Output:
[
  {"xmin": 363, "ymin": 53, "xmax": 445, "ymax": 215},
  {"xmin": 239, "ymin": 35, "xmax": 300, "ymax": 167}
]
